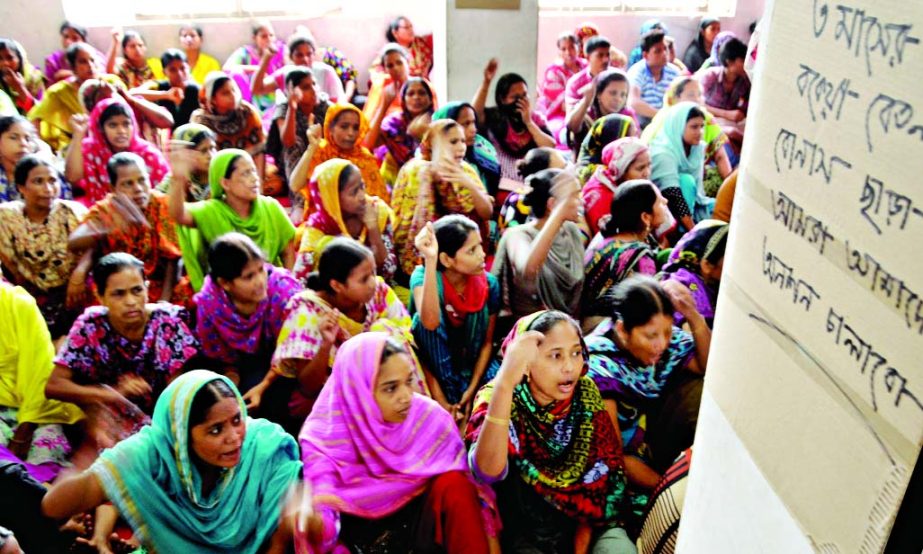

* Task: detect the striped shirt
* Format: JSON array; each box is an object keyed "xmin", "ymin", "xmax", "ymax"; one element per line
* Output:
[{"xmin": 627, "ymin": 60, "xmax": 680, "ymax": 110}]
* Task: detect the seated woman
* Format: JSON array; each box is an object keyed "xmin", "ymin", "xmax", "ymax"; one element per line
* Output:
[
  {"xmin": 380, "ymin": 16, "xmax": 434, "ymax": 79},
  {"xmin": 0, "ymin": 39, "xmax": 45, "ymax": 116},
  {"xmin": 432, "ymin": 101, "xmax": 501, "ymax": 197},
  {"xmin": 362, "ymin": 43, "xmax": 411, "ymax": 122},
  {"xmin": 575, "ymin": 113, "xmax": 636, "ymax": 185},
  {"xmin": 367, "ymin": 77, "xmax": 436, "ymax": 188},
  {"xmin": 42, "ymin": 370, "xmax": 302, "ymax": 553},
  {"xmin": 194, "ymin": 233, "xmax": 302, "ymax": 423},
  {"xmin": 586, "ymin": 275, "xmax": 711, "ymax": 479},
  {"xmin": 492, "ymin": 168, "xmax": 585, "ymax": 321},
  {"xmin": 473, "ymin": 60, "xmax": 554, "ymax": 181},
  {"xmin": 648, "ymin": 102, "xmax": 712, "ymax": 232},
  {"xmin": 223, "ymin": 20, "xmax": 286, "ymax": 113},
  {"xmin": 298, "ymin": 332, "xmax": 490, "ymax": 553},
  {"xmin": 0, "ymin": 155, "xmax": 87, "ymax": 338},
  {"xmin": 497, "ymin": 146, "xmax": 567, "ymax": 232},
  {"xmin": 69, "ymin": 152, "xmax": 181, "ymax": 302},
  {"xmin": 130, "ymin": 49, "xmax": 202, "ymax": 130},
  {"xmin": 273, "ymin": 238, "xmax": 412, "ymax": 422},
  {"xmin": 147, "ymin": 23, "xmax": 221, "ymax": 86},
  {"xmin": 46, "ymin": 253, "xmax": 200, "ymax": 416},
  {"xmin": 583, "ymin": 137, "xmax": 651, "ymax": 236},
  {"xmin": 168, "ymin": 148, "xmax": 295, "ymax": 292},
  {"xmin": 0, "ymin": 115, "xmax": 70, "ymax": 202},
  {"xmin": 566, "ymin": 69, "xmax": 640, "ymax": 152},
  {"xmin": 467, "ymin": 310, "xmax": 638, "ymax": 554},
  {"xmin": 0, "ymin": 282, "xmax": 83, "ymax": 483},
  {"xmin": 410, "ymin": 216, "xmax": 499, "ymax": 422},
  {"xmin": 106, "ymin": 30, "xmax": 155, "ymax": 89},
  {"xmin": 292, "ymin": 158, "xmax": 395, "ymax": 283},
  {"xmin": 156, "ymin": 122, "xmax": 216, "ymax": 202},
  {"xmin": 250, "ymin": 33, "xmax": 344, "ymax": 104},
  {"xmin": 582, "ymin": 180, "xmax": 670, "ymax": 321},
  {"xmin": 658, "ymin": 219, "xmax": 728, "ymax": 328},
  {"xmin": 536, "ymin": 32, "xmax": 587, "ymax": 141},
  {"xmin": 693, "ymin": 31, "xmax": 736, "ymax": 74},
  {"xmin": 391, "ymin": 119, "xmax": 493, "ymax": 292},
  {"xmin": 289, "ymin": 103, "xmax": 389, "ymax": 208},
  {"xmin": 43, "ymin": 21, "xmax": 107, "ymax": 86},
  {"xmin": 270, "ymin": 68, "xmax": 331, "ymax": 184},
  {"xmin": 65, "ymin": 97, "xmax": 170, "ymax": 205},
  {"xmin": 682, "ymin": 17, "xmax": 720, "ymax": 74}
]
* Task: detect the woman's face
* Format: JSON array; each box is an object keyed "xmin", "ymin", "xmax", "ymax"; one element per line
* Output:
[
  {"xmin": 123, "ymin": 37, "xmax": 146, "ymax": 63},
  {"xmin": 338, "ymin": 167, "xmax": 366, "ymax": 217},
  {"xmin": 72, "ymin": 48, "xmax": 98, "ymax": 81},
  {"xmin": 253, "ymin": 26, "xmax": 275, "ymax": 51},
  {"xmin": 597, "ymin": 80, "xmax": 629, "ymax": 115},
  {"xmin": 179, "ymin": 27, "xmax": 202, "ymax": 51},
  {"xmin": 677, "ymin": 81, "xmax": 704, "ymax": 106},
  {"xmin": 193, "ymin": 137, "xmax": 217, "ymax": 173},
  {"xmin": 331, "ymin": 256, "xmax": 378, "ymax": 306},
  {"xmin": 0, "ymin": 47, "xmax": 21, "ymax": 73},
  {"xmin": 164, "ymin": 59, "xmax": 189, "ymax": 88},
  {"xmin": 404, "ymin": 82, "xmax": 432, "ymax": 116},
  {"xmin": 374, "ymin": 352, "xmax": 416, "ymax": 423},
  {"xmin": 189, "ymin": 396, "xmax": 246, "ymax": 469},
  {"xmin": 701, "ymin": 255, "xmax": 725, "ymax": 284},
  {"xmin": 112, "ymin": 162, "xmax": 151, "ymax": 210},
  {"xmin": 622, "ymin": 150, "xmax": 652, "ymax": 181},
  {"xmin": 103, "ymin": 114, "xmax": 133, "ymax": 152},
  {"xmin": 221, "ymin": 258, "xmax": 268, "ymax": 306},
  {"xmin": 383, "ymin": 52, "xmax": 409, "ymax": 82},
  {"xmin": 291, "ymin": 43, "xmax": 315, "ymax": 67},
  {"xmin": 703, "ymin": 22, "xmax": 721, "ymax": 44},
  {"xmin": 528, "ymin": 321, "xmax": 585, "ymax": 405},
  {"xmin": 291, "ymin": 75, "xmax": 317, "ymax": 107},
  {"xmin": 330, "ymin": 110, "xmax": 360, "ymax": 151},
  {"xmin": 455, "ymin": 106, "xmax": 478, "ymax": 146},
  {"xmin": 0, "ymin": 122, "xmax": 33, "ymax": 164},
  {"xmin": 558, "ymin": 39, "xmax": 578, "ymax": 64},
  {"xmin": 100, "ymin": 267, "xmax": 148, "ymax": 327},
  {"xmin": 393, "ymin": 18, "xmax": 415, "ymax": 45},
  {"xmin": 18, "ymin": 164, "xmax": 59, "ymax": 211},
  {"xmin": 683, "ymin": 116, "xmax": 705, "ymax": 147},
  {"xmin": 442, "ymin": 125, "xmax": 467, "ymax": 163},
  {"xmin": 440, "ymin": 230, "xmax": 485, "ymax": 276},
  {"xmin": 617, "ymin": 313, "xmax": 673, "ymax": 366},
  {"xmin": 61, "ymin": 27, "xmax": 83, "ymax": 49},
  {"xmin": 651, "ymin": 188, "xmax": 670, "ymax": 228},
  {"xmin": 222, "ymin": 156, "xmax": 261, "ymax": 202},
  {"xmin": 211, "ymin": 80, "xmax": 238, "ymax": 113},
  {"xmin": 501, "ymin": 82, "xmax": 528, "ymax": 107}
]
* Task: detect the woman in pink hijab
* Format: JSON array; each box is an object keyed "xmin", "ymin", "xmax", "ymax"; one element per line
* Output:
[
  {"xmin": 582, "ymin": 137, "xmax": 652, "ymax": 237},
  {"xmin": 297, "ymin": 332, "xmax": 493, "ymax": 553}
]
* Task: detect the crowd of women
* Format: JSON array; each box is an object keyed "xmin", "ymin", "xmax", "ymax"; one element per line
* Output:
[{"xmin": 0, "ymin": 12, "xmax": 752, "ymax": 554}]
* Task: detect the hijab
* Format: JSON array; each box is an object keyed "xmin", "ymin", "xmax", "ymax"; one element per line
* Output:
[
  {"xmin": 592, "ymin": 137, "xmax": 649, "ymax": 190},
  {"xmin": 576, "ymin": 113, "xmax": 635, "ymax": 184},
  {"xmin": 648, "ymin": 102, "xmax": 706, "ymax": 198}
]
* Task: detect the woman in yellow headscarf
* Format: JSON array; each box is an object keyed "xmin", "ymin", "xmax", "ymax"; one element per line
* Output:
[{"xmin": 292, "ymin": 158, "xmax": 395, "ymax": 284}]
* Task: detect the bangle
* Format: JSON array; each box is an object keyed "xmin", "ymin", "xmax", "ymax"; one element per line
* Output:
[{"xmin": 485, "ymin": 415, "xmax": 508, "ymax": 426}]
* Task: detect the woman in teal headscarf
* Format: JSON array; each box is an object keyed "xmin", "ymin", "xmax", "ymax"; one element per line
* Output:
[
  {"xmin": 168, "ymin": 147, "xmax": 296, "ymax": 291},
  {"xmin": 41, "ymin": 370, "xmax": 302, "ymax": 553},
  {"xmin": 648, "ymin": 102, "xmax": 713, "ymax": 233}
]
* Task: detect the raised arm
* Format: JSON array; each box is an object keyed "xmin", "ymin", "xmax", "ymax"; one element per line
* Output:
[
  {"xmin": 64, "ymin": 114, "xmax": 88, "ymax": 184},
  {"xmin": 167, "ymin": 145, "xmax": 197, "ymax": 227},
  {"xmin": 250, "ymin": 45, "xmax": 279, "ymax": 97},
  {"xmin": 472, "ymin": 58, "xmax": 498, "ymax": 126},
  {"xmin": 412, "ymin": 222, "xmax": 441, "ymax": 331},
  {"xmin": 288, "ymin": 121, "xmax": 322, "ymax": 194},
  {"xmin": 565, "ymin": 78, "xmax": 596, "ymax": 134}
]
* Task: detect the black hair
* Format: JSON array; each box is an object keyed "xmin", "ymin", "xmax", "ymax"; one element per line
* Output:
[
  {"xmin": 224, "ymin": 153, "xmax": 244, "ymax": 179},
  {"xmin": 686, "ymin": 105, "xmax": 705, "ymax": 122},
  {"xmin": 556, "ymin": 32, "xmax": 578, "ymax": 49},
  {"xmin": 92, "ymin": 252, "xmax": 145, "ymax": 295},
  {"xmin": 380, "ymin": 337, "xmax": 409, "ymax": 365},
  {"xmin": 179, "ymin": 23, "xmax": 203, "ymax": 39},
  {"xmin": 593, "ymin": 70, "xmax": 630, "ymax": 115},
  {"xmin": 181, "ymin": 126, "xmax": 216, "ymax": 148},
  {"xmin": 287, "ymin": 34, "xmax": 316, "ymax": 54},
  {"xmin": 671, "ymin": 76, "xmax": 696, "ymax": 100},
  {"xmin": 188, "ymin": 379, "xmax": 237, "ymax": 428},
  {"xmin": 385, "ymin": 16, "xmax": 408, "ymax": 43},
  {"xmin": 106, "ymin": 152, "xmax": 146, "ymax": 185},
  {"xmin": 207, "ymin": 232, "xmax": 266, "ymax": 282},
  {"xmin": 584, "ymin": 36, "xmax": 611, "ymax": 57},
  {"xmin": 402, "ymin": 77, "xmax": 433, "ymax": 105},
  {"xmin": 522, "ymin": 168, "xmax": 560, "ymax": 219},
  {"xmin": 14, "ymin": 154, "xmax": 55, "ymax": 188},
  {"xmin": 160, "ymin": 48, "xmax": 187, "ymax": 68},
  {"xmin": 0, "ymin": 114, "xmax": 29, "ymax": 137},
  {"xmin": 284, "ymin": 67, "xmax": 313, "ymax": 89},
  {"xmin": 121, "ymin": 30, "xmax": 144, "ymax": 52},
  {"xmin": 306, "ymin": 237, "xmax": 374, "ymax": 293},
  {"xmin": 60, "ymin": 21, "xmax": 89, "ymax": 40},
  {"xmin": 99, "ymin": 102, "xmax": 133, "ymax": 133},
  {"xmin": 525, "ymin": 310, "xmax": 587, "ymax": 361},
  {"xmin": 338, "ymin": 163, "xmax": 360, "ymax": 190},
  {"xmin": 602, "ymin": 179, "xmax": 658, "ymax": 237},
  {"xmin": 608, "ymin": 275, "xmax": 675, "ymax": 332},
  {"xmin": 380, "ymin": 43, "xmax": 409, "ymax": 61},
  {"xmin": 719, "ymin": 37, "xmax": 748, "ymax": 66},
  {"xmin": 0, "ymin": 40, "xmax": 23, "ymax": 73},
  {"xmin": 494, "ymin": 73, "xmax": 527, "ymax": 106},
  {"xmin": 516, "ymin": 147, "xmax": 558, "ymax": 179},
  {"xmin": 65, "ymin": 42, "xmax": 94, "ymax": 68},
  {"xmin": 432, "ymin": 214, "xmax": 479, "ymax": 271},
  {"xmin": 641, "ymin": 30, "xmax": 666, "ymax": 53}
]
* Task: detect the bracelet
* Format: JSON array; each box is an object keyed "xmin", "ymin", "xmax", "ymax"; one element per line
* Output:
[{"xmin": 485, "ymin": 415, "xmax": 508, "ymax": 426}]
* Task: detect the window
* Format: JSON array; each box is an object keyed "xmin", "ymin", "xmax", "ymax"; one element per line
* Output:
[{"xmin": 538, "ymin": 0, "xmax": 735, "ymax": 17}]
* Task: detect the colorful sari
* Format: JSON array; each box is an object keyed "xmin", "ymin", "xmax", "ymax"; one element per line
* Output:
[
  {"xmin": 582, "ymin": 235, "xmax": 657, "ymax": 316},
  {"xmin": 90, "ymin": 370, "xmax": 302, "ymax": 553},
  {"xmin": 576, "ymin": 114, "xmax": 635, "ymax": 185},
  {"xmin": 537, "ymin": 57, "xmax": 587, "ymax": 137},
  {"xmin": 582, "ymin": 137, "xmax": 650, "ymax": 236},
  {"xmin": 659, "ymin": 219, "xmax": 728, "ymax": 327},
  {"xmin": 378, "ymin": 79, "xmax": 436, "ymax": 186},
  {"xmin": 293, "ymin": 158, "xmax": 395, "ymax": 283},
  {"xmin": 224, "ymin": 41, "xmax": 286, "ymax": 112},
  {"xmin": 115, "ymin": 59, "xmax": 155, "ymax": 89},
  {"xmin": 432, "ymin": 101, "xmax": 501, "ymax": 195},
  {"xmin": 78, "ymin": 97, "xmax": 170, "ymax": 205}
]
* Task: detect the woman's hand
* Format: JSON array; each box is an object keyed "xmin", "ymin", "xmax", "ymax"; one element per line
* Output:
[
  {"xmin": 305, "ymin": 114, "xmax": 322, "ymax": 148},
  {"xmin": 1, "ymin": 67, "xmax": 26, "ymax": 94},
  {"xmin": 662, "ymin": 279, "xmax": 699, "ymax": 321},
  {"xmin": 288, "ymin": 85, "xmax": 303, "ymax": 109},
  {"xmin": 242, "ymin": 380, "xmax": 269, "ymax": 411},
  {"xmin": 168, "ymin": 141, "xmax": 197, "ymax": 180},
  {"xmin": 483, "ymin": 58, "xmax": 499, "ymax": 83},
  {"xmin": 414, "ymin": 222, "xmax": 439, "ymax": 263},
  {"xmin": 361, "ymin": 197, "xmax": 380, "ymax": 230},
  {"xmin": 165, "ymin": 86, "xmax": 184, "ymax": 105},
  {"xmin": 515, "ymin": 95, "xmax": 533, "ymax": 122},
  {"xmin": 115, "ymin": 374, "xmax": 152, "ymax": 400},
  {"xmin": 498, "ymin": 330, "xmax": 544, "ymax": 387},
  {"xmin": 69, "ymin": 114, "xmax": 89, "ymax": 140},
  {"xmin": 319, "ymin": 310, "xmax": 340, "ymax": 345}
]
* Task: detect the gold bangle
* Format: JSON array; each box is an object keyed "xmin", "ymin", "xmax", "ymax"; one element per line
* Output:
[{"xmin": 485, "ymin": 415, "xmax": 508, "ymax": 426}]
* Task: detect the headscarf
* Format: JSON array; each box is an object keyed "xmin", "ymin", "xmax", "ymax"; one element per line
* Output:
[
  {"xmin": 90, "ymin": 370, "xmax": 302, "ymax": 553},
  {"xmin": 466, "ymin": 311, "xmax": 630, "ymax": 524},
  {"xmin": 303, "ymin": 104, "xmax": 389, "ymax": 206},
  {"xmin": 433, "ymin": 101, "xmax": 501, "ymax": 191},
  {"xmin": 195, "ymin": 71, "xmax": 255, "ymax": 140},
  {"xmin": 660, "ymin": 219, "xmax": 728, "ymax": 325},
  {"xmin": 78, "ymin": 98, "xmax": 170, "ymax": 205},
  {"xmin": 648, "ymin": 102, "xmax": 709, "ymax": 218},
  {"xmin": 166, "ymin": 123, "xmax": 213, "ymax": 201},
  {"xmin": 641, "ymin": 79, "xmax": 728, "ymax": 161},
  {"xmin": 300, "ymin": 332, "xmax": 468, "ymax": 518},
  {"xmin": 593, "ymin": 137, "xmax": 649, "ymax": 190},
  {"xmin": 707, "ymin": 31, "xmax": 737, "ymax": 68},
  {"xmin": 380, "ymin": 78, "xmax": 435, "ymax": 166},
  {"xmin": 0, "ymin": 40, "xmax": 44, "ymax": 114},
  {"xmin": 574, "ymin": 23, "xmax": 600, "ymax": 57},
  {"xmin": 576, "ymin": 114, "xmax": 635, "ymax": 184}
]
